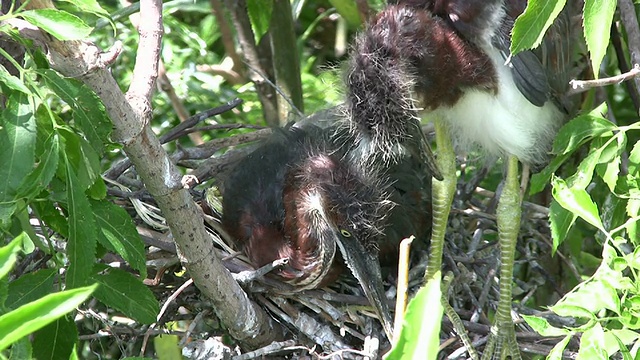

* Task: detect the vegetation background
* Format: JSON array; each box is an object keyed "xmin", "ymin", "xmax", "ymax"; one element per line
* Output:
[{"xmin": 0, "ymin": 0, "xmax": 639, "ymax": 359}]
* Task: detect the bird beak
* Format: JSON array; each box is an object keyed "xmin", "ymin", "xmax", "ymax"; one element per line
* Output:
[
  {"xmin": 413, "ymin": 121, "xmax": 444, "ymax": 181},
  {"xmin": 335, "ymin": 234, "xmax": 394, "ymax": 341}
]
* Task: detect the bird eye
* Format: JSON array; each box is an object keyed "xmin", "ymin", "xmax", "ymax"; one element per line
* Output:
[{"xmin": 340, "ymin": 229, "xmax": 351, "ymax": 237}]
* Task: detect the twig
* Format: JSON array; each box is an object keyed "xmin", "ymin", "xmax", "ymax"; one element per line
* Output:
[
  {"xmin": 159, "ymin": 98, "xmax": 244, "ymax": 143},
  {"xmin": 569, "ymin": 64, "xmax": 640, "ymax": 93}
]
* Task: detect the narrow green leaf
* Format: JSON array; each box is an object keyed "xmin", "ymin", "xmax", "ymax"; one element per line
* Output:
[
  {"xmin": 65, "ymin": 156, "xmax": 98, "ymax": 288},
  {"xmin": 19, "ymin": 9, "xmax": 93, "ymax": 41},
  {"xmin": 583, "ymin": 0, "xmax": 616, "ymax": 79},
  {"xmin": 40, "ymin": 70, "xmax": 111, "ymax": 155},
  {"xmin": 92, "ymin": 267, "xmax": 159, "ymax": 324},
  {"xmin": 0, "ymin": 64, "xmax": 29, "ymax": 94},
  {"xmin": 549, "ymin": 199, "xmax": 577, "ymax": 253},
  {"xmin": 247, "ymin": 0, "xmax": 273, "ymax": 43},
  {"xmin": 6, "ymin": 269, "xmax": 57, "ymax": 310},
  {"xmin": 0, "ymin": 92, "xmax": 36, "ymax": 201},
  {"xmin": 91, "ymin": 200, "xmax": 147, "ymax": 278},
  {"xmin": 15, "ymin": 133, "xmax": 60, "ymax": 199},
  {"xmin": 384, "ymin": 273, "xmax": 442, "ymax": 360},
  {"xmin": 551, "ymin": 176, "xmax": 603, "ymax": 231},
  {"xmin": 59, "ymin": 127, "xmax": 100, "ymax": 192},
  {"xmin": 33, "ymin": 316, "xmax": 77, "ymax": 360},
  {"xmin": 511, "ymin": 0, "xmax": 566, "ymax": 55},
  {"xmin": 0, "ymin": 284, "xmax": 96, "ymax": 351},
  {"xmin": 0, "ymin": 235, "xmax": 24, "ymax": 280}
]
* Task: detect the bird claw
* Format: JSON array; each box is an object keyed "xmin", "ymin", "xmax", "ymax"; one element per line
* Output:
[{"xmin": 482, "ymin": 321, "xmax": 521, "ymax": 360}]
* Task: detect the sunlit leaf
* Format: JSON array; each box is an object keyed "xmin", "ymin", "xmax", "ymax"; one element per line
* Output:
[
  {"xmin": 583, "ymin": 0, "xmax": 616, "ymax": 78},
  {"xmin": 0, "ymin": 285, "xmax": 96, "ymax": 350},
  {"xmin": 19, "ymin": 9, "xmax": 93, "ymax": 41},
  {"xmin": 384, "ymin": 273, "xmax": 442, "ymax": 360},
  {"xmin": 511, "ymin": 0, "xmax": 566, "ymax": 54},
  {"xmin": 551, "ymin": 176, "xmax": 603, "ymax": 231}
]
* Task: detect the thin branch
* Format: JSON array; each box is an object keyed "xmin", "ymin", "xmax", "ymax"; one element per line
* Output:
[{"xmin": 569, "ymin": 64, "xmax": 640, "ymax": 93}]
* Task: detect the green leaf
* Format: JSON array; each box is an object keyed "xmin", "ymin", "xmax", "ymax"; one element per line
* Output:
[
  {"xmin": 0, "ymin": 64, "xmax": 29, "ymax": 94},
  {"xmin": 15, "ymin": 133, "xmax": 60, "ymax": 199},
  {"xmin": 0, "ymin": 235, "xmax": 23, "ymax": 280},
  {"xmin": 522, "ymin": 315, "xmax": 570, "ymax": 336},
  {"xmin": 607, "ymin": 329, "xmax": 640, "ymax": 359},
  {"xmin": 599, "ymin": 155, "xmax": 621, "ymax": 192},
  {"xmin": 59, "ymin": 0, "xmax": 110, "ymax": 17},
  {"xmin": 154, "ymin": 335, "xmax": 182, "ymax": 360},
  {"xmin": 627, "ymin": 140, "xmax": 640, "ymax": 176},
  {"xmin": 511, "ymin": 0, "xmax": 567, "ymax": 55},
  {"xmin": 384, "ymin": 273, "xmax": 442, "ymax": 360},
  {"xmin": 31, "ymin": 200, "xmax": 69, "ymax": 238},
  {"xmin": 554, "ymin": 273, "xmax": 620, "ymax": 315},
  {"xmin": 40, "ymin": 70, "xmax": 111, "ymax": 155},
  {"xmin": 0, "ymin": 92, "xmax": 36, "ymax": 202},
  {"xmin": 247, "ymin": 0, "xmax": 273, "ymax": 43},
  {"xmin": 19, "ymin": 9, "xmax": 93, "ymax": 41},
  {"xmin": 549, "ymin": 199, "xmax": 577, "ymax": 253},
  {"xmin": 92, "ymin": 267, "xmax": 159, "ymax": 324},
  {"xmin": 65, "ymin": 156, "xmax": 98, "ymax": 288},
  {"xmin": 552, "ymin": 112, "xmax": 614, "ymax": 155},
  {"xmin": 0, "ymin": 284, "xmax": 96, "ymax": 351},
  {"xmin": 548, "ymin": 334, "xmax": 573, "ymax": 360},
  {"xmin": 530, "ymin": 151, "xmax": 572, "ymax": 194},
  {"xmin": 33, "ymin": 316, "xmax": 78, "ymax": 360},
  {"xmin": 627, "ymin": 188, "xmax": 639, "ymax": 244},
  {"xmin": 8, "ymin": 337, "xmax": 32, "ymax": 360},
  {"xmin": 577, "ymin": 323, "xmax": 607, "ymax": 359},
  {"xmin": 6, "ymin": 269, "xmax": 57, "ymax": 310},
  {"xmin": 583, "ymin": 0, "xmax": 616, "ymax": 79},
  {"xmin": 551, "ymin": 176, "xmax": 603, "ymax": 231},
  {"xmin": 567, "ymin": 145, "xmax": 601, "ymax": 190},
  {"xmin": 328, "ymin": 0, "xmax": 362, "ymax": 28},
  {"xmin": 59, "ymin": 127, "xmax": 101, "ymax": 192},
  {"xmin": 91, "ymin": 200, "xmax": 147, "ymax": 278}
]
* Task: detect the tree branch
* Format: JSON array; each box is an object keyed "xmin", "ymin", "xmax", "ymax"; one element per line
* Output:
[{"xmin": 15, "ymin": 0, "xmax": 282, "ymax": 348}]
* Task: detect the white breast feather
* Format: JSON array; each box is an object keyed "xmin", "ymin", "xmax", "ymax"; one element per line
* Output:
[{"xmin": 434, "ymin": 47, "xmax": 563, "ymax": 165}]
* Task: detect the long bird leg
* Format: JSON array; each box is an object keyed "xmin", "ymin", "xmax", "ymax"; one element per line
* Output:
[
  {"xmin": 424, "ymin": 116, "xmax": 456, "ymax": 282},
  {"xmin": 482, "ymin": 155, "xmax": 522, "ymax": 360}
]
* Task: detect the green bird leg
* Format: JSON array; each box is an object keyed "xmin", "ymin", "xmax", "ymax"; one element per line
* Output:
[
  {"xmin": 482, "ymin": 155, "xmax": 522, "ymax": 360},
  {"xmin": 425, "ymin": 116, "xmax": 456, "ymax": 282}
]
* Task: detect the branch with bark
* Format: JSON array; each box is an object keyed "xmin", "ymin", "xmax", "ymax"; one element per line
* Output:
[{"xmin": 9, "ymin": 0, "xmax": 282, "ymax": 348}]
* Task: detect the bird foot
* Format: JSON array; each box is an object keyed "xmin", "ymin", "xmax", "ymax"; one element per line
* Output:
[{"xmin": 481, "ymin": 321, "xmax": 521, "ymax": 360}]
